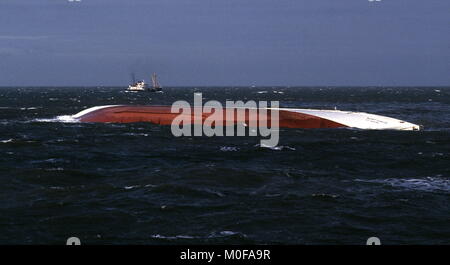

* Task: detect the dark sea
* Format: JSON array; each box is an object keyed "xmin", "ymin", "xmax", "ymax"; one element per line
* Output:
[{"xmin": 0, "ymin": 86, "xmax": 449, "ymax": 245}]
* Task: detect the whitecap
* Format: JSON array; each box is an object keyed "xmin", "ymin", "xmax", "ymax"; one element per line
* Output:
[
  {"xmin": 208, "ymin": 231, "xmax": 247, "ymax": 238},
  {"xmin": 33, "ymin": 115, "xmax": 79, "ymax": 123},
  {"xmin": 122, "ymin": 133, "xmax": 149, "ymax": 137},
  {"xmin": 124, "ymin": 185, "xmax": 141, "ymax": 190},
  {"xmin": 355, "ymin": 177, "xmax": 449, "ymax": 192},
  {"xmin": 45, "ymin": 158, "xmax": 66, "ymax": 163},
  {"xmin": 151, "ymin": 234, "xmax": 196, "ymax": 240},
  {"xmin": 20, "ymin": 107, "xmax": 40, "ymax": 110},
  {"xmin": 255, "ymin": 144, "xmax": 296, "ymax": 151},
  {"xmin": 219, "ymin": 231, "xmax": 238, "ymax": 236},
  {"xmin": 220, "ymin": 146, "xmax": 239, "ymax": 152},
  {"xmin": 311, "ymin": 193, "xmax": 339, "ymax": 199},
  {"xmin": 0, "ymin": 139, "xmax": 14, "ymax": 143},
  {"xmin": 49, "ymin": 186, "xmax": 65, "ymax": 190},
  {"xmin": 46, "ymin": 167, "xmax": 64, "ymax": 171}
]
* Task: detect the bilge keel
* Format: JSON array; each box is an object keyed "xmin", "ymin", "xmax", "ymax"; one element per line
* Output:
[{"xmin": 71, "ymin": 105, "xmax": 421, "ymax": 130}]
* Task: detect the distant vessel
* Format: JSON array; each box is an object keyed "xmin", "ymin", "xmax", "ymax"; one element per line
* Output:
[
  {"xmin": 127, "ymin": 73, "xmax": 163, "ymax": 92},
  {"xmin": 149, "ymin": 73, "xmax": 163, "ymax": 92},
  {"xmin": 127, "ymin": 73, "xmax": 147, "ymax": 91},
  {"xmin": 127, "ymin": 80, "xmax": 147, "ymax": 91}
]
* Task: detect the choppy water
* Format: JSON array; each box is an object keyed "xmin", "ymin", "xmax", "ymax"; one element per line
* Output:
[{"xmin": 0, "ymin": 86, "xmax": 449, "ymax": 244}]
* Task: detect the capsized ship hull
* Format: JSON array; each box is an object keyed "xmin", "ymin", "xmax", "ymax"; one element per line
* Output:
[{"xmin": 72, "ymin": 105, "xmax": 421, "ymax": 130}]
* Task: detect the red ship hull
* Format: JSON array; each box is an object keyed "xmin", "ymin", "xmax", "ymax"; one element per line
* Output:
[{"xmin": 74, "ymin": 105, "xmax": 347, "ymax": 129}]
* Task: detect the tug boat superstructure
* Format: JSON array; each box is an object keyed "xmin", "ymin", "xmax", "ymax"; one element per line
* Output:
[
  {"xmin": 127, "ymin": 80, "xmax": 147, "ymax": 91},
  {"xmin": 127, "ymin": 73, "xmax": 163, "ymax": 92}
]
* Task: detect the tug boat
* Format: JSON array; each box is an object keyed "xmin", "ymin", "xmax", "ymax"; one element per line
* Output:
[
  {"xmin": 126, "ymin": 73, "xmax": 162, "ymax": 92},
  {"xmin": 127, "ymin": 80, "xmax": 147, "ymax": 91},
  {"xmin": 72, "ymin": 105, "xmax": 421, "ymax": 130},
  {"xmin": 127, "ymin": 73, "xmax": 146, "ymax": 91}
]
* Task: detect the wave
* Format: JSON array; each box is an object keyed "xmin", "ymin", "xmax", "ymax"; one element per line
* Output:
[
  {"xmin": 210, "ymin": 231, "xmax": 245, "ymax": 237},
  {"xmin": 355, "ymin": 176, "xmax": 449, "ymax": 193},
  {"xmin": 220, "ymin": 146, "xmax": 239, "ymax": 152},
  {"xmin": 0, "ymin": 107, "xmax": 40, "ymax": 110},
  {"xmin": 20, "ymin": 107, "xmax": 40, "ymax": 110},
  {"xmin": 33, "ymin": 115, "xmax": 79, "ymax": 123},
  {"xmin": 122, "ymin": 133, "xmax": 149, "ymax": 137},
  {"xmin": 151, "ymin": 234, "xmax": 198, "ymax": 240},
  {"xmin": 311, "ymin": 193, "xmax": 339, "ymax": 199},
  {"xmin": 255, "ymin": 144, "xmax": 296, "ymax": 151},
  {"xmin": 151, "ymin": 231, "xmax": 245, "ymax": 240}
]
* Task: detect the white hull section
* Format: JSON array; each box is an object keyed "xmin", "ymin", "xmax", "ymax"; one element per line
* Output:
[
  {"xmin": 127, "ymin": 87, "xmax": 146, "ymax": 91},
  {"xmin": 72, "ymin": 105, "xmax": 122, "ymax": 119},
  {"xmin": 281, "ymin": 108, "xmax": 421, "ymax": 130}
]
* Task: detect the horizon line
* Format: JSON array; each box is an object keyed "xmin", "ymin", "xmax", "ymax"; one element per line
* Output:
[{"xmin": 0, "ymin": 85, "xmax": 449, "ymax": 88}]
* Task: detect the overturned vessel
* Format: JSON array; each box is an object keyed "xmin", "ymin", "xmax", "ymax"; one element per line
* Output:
[{"xmin": 72, "ymin": 105, "xmax": 421, "ymax": 130}]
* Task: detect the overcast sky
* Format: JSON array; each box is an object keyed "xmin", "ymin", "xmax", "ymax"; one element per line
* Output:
[{"xmin": 0, "ymin": 0, "xmax": 448, "ymax": 86}]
